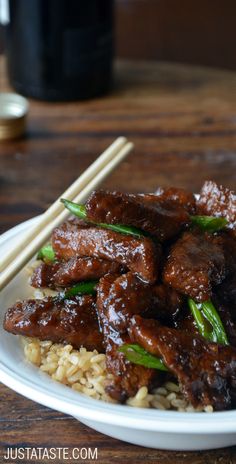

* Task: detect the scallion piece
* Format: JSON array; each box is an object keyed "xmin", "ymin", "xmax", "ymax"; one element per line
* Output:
[
  {"xmin": 61, "ymin": 200, "xmax": 87, "ymax": 220},
  {"xmin": 118, "ymin": 343, "xmax": 168, "ymax": 371},
  {"xmin": 188, "ymin": 298, "xmax": 216, "ymax": 342},
  {"xmin": 37, "ymin": 244, "xmax": 55, "ymax": 262},
  {"xmin": 201, "ymin": 300, "xmax": 229, "ymax": 346},
  {"xmin": 188, "ymin": 298, "xmax": 229, "ymax": 345},
  {"xmin": 57, "ymin": 281, "xmax": 98, "ymax": 301},
  {"xmin": 190, "ymin": 215, "xmax": 228, "ymax": 232},
  {"xmin": 99, "ymin": 222, "xmax": 144, "ymax": 237}
]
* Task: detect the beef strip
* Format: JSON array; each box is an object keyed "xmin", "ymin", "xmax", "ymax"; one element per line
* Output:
[
  {"xmin": 213, "ymin": 234, "xmax": 236, "ymax": 341},
  {"xmin": 211, "ymin": 295, "xmax": 236, "ymax": 348},
  {"xmin": 96, "ymin": 274, "xmax": 161, "ymax": 401},
  {"xmin": 129, "ymin": 315, "xmax": 236, "ymax": 410},
  {"xmin": 220, "ymin": 231, "xmax": 236, "ymax": 272},
  {"xmin": 85, "ymin": 190, "xmax": 190, "ymax": 242},
  {"xmin": 4, "ymin": 295, "xmax": 104, "ymax": 352},
  {"xmin": 197, "ymin": 181, "xmax": 236, "ymax": 238},
  {"xmin": 100, "ymin": 272, "xmax": 153, "ymax": 333},
  {"xmin": 212, "ymin": 232, "xmax": 236, "ymax": 345},
  {"xmin": 95, "ymin": 271, "xmax": 184, "ymax": 333},
  {"xmin": 212, "ymin": 230, "xmax": 236, "ymax": 305},
  {"xmin": 163, "ymin": 230, "xmax": 226, "ymax": 302},
  {"xmin": 213, "ymin": 258, "xmax": 236, "ymax": 347},
  {"xmin": 30, "ymin": 257, "xmax": 124, "ymax": 289},
  {"xmin": 104, "ymin": 337, "xmax": 163, "ymax": 402},
  {"xmin": 175, "ymin": 313, "xmax": 200, "ymax": 336},
  {"xmin": 52, "ymin": 220, "xmax": 161, "ymax": 283},
  {"xmin": 30, "ymin": 262, "xmax": 61, "ymax": 288},
  {"xmin": 149, "ymin": 284, "xmax": 184, "ymax": 325},
  {"xmin": 154, "ymin": 186, "xmax": 196, "ymax": 214},
  {"xmin": 216, "ymin": 275, "xmax": 236, "ymax": 309}
]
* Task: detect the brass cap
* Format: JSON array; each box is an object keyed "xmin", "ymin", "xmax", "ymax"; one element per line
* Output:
[{"xmin": 0, "ymin": 93, "xmax": 28, "ymax": 140}]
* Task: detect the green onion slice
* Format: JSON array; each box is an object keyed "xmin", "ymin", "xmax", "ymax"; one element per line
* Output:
[
  {"xmin": 118, "ymin": 343, "xmax": 168, "ymax": 371},
  {"xmin": 190, "ymin": 215, "xmax": 228, "ymax": 232},
  {"xmin": 37, "ymin": 244, "xmax": 55, "ymax": 262},
  {"xmin": 188, "ymin": 298, "xmax": 229, "ymax": 345}
]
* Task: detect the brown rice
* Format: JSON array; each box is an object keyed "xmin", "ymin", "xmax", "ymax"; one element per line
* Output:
[{"xmin": 22, "ymin": 336, "xmax": 213, "ymax": 413}]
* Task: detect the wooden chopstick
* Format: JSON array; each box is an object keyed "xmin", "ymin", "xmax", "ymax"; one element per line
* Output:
[
  {"xmin": 0, "ymin": 140, "xmax": 134, "ymax": 291},
  {"xmin": 0, "ymin": 137, "xmax": 127, "ymax": 273}
]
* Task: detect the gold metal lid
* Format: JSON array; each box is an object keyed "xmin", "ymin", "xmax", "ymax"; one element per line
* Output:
[{"xmin": 0, "ymin": 93, "xmax": 28, "ymax": 140}]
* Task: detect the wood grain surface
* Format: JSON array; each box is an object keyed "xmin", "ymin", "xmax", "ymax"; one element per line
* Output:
[
  {"xmin": 116, "ymin": 0, "xmax": 236, "ymax": 70},
  {"xmin": 1, "ymin": 57, "xmax": 236, "ymax": 463}
]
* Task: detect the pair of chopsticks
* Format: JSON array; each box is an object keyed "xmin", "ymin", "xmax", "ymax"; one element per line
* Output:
[{"xmin": 0, "ymin": 137, "xmax": 134, "ymax": 291}]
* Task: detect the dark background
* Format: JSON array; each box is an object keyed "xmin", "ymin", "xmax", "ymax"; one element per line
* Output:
[{"xmin": 1, "ymin": 0, "xmax": 236, "ymax": 69}]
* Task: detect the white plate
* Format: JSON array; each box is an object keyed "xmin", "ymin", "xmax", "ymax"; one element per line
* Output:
[{"xmin": 1, "ymin": 217, "xmax": 236, "ymax": 451}]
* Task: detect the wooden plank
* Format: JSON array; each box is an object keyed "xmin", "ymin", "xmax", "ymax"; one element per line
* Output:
[{"xmin": 116, "ymin": 0, "xmax": 236, "ymax": 69}]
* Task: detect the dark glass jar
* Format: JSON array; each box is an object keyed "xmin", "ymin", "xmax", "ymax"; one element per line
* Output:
[{"xmin": 5, "ymin": 0, "xmax": 114, "ymax": 101}]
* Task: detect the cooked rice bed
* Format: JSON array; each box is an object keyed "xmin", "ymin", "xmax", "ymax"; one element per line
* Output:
[{"xmin": 22, "ymin": 337, "xmax": 213, "ymax": 413}]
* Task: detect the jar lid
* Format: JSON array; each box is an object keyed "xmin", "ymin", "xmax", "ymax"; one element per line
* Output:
[{"xmin": 0, "ymin": 93, "xmax": 29, "ymax": 140}]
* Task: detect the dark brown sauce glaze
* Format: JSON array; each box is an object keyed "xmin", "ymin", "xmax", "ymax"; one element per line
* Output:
[
  {"xmin": 99, "ymin": 272, "xmax": 153, "ymax": 333},
  {"xmin": 96, "ymin": 274, "xmax": 163, "ymax": 401},
  {"xmin": 149, "ymin": 284, "xmax": 184, "ymax": 325},
  {"xmin": 129, "ymin": 315, "xmax": 236, "ymax": 411},
  {"xmin": 52, "ymin": 221, "xmax": 161, "ymax": 284},
  {"xmin": 31, "ymin": 257, "xmax": 124, "ymax": 289},
  {"xmin": 85, "ymin": 190, "xmax": 191, "ymax": 242},
  {"xmin": 163, "ymin": 230, "xmax": 226, "ymax": 302},
  {"xmin": 197, "ymin": 181, "xmax": 236, "ymax": 238},
  {"xmin": 154, "ymin": 187, "xmax": 196, "ymax": 214},
  {"xmin": 4, "ymin": 296, "xmax": 104, "ymax": 352}
]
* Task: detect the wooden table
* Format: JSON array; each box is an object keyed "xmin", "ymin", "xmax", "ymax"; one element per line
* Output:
[{"xmin": 1, "ymin": 58, "xmax": 236, "ymax": 463}]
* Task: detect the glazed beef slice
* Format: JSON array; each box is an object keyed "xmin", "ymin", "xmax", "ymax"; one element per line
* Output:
[
  {"xmin": 163, "ymin": 231, "xmax": 226, "ymax": 302},
  {"xmin": 31, "ymin": 257, "xmax": 124, "ymax": 289},
  {"xmin": 154, "ymin": 187, "xmax": 196, "ymax": 214},
  {"xmin": 96, "ymin": 274, "xmax": 161, "ymax": 401},
  {"xmin": 105, "ymin": 340, "xmax": 161, "ymax": 402},
  {"xmin": 85, "ymin": 190, "xmax": 190, "ymax": 241},
  {"xmin": 197, "ymin": 181, "xmax": 236, "ymax": 237},
  {"xmin": 52, "ymin": 221, "xmax": 160, "ymax": 283},
  {"xmin": 4, "ymin": 295, "xmax": 104, "ymax": 352},
  {"xmin": 129, "ymin": 315, "xmax": 236, "ymax": 410},
  {"xmin": 150, "ymin": 284, "xmax": 184, "ymax": 324},
  {"xmin": 98, "ymin": 272, "xmax": 154, "ymax": 333}
]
